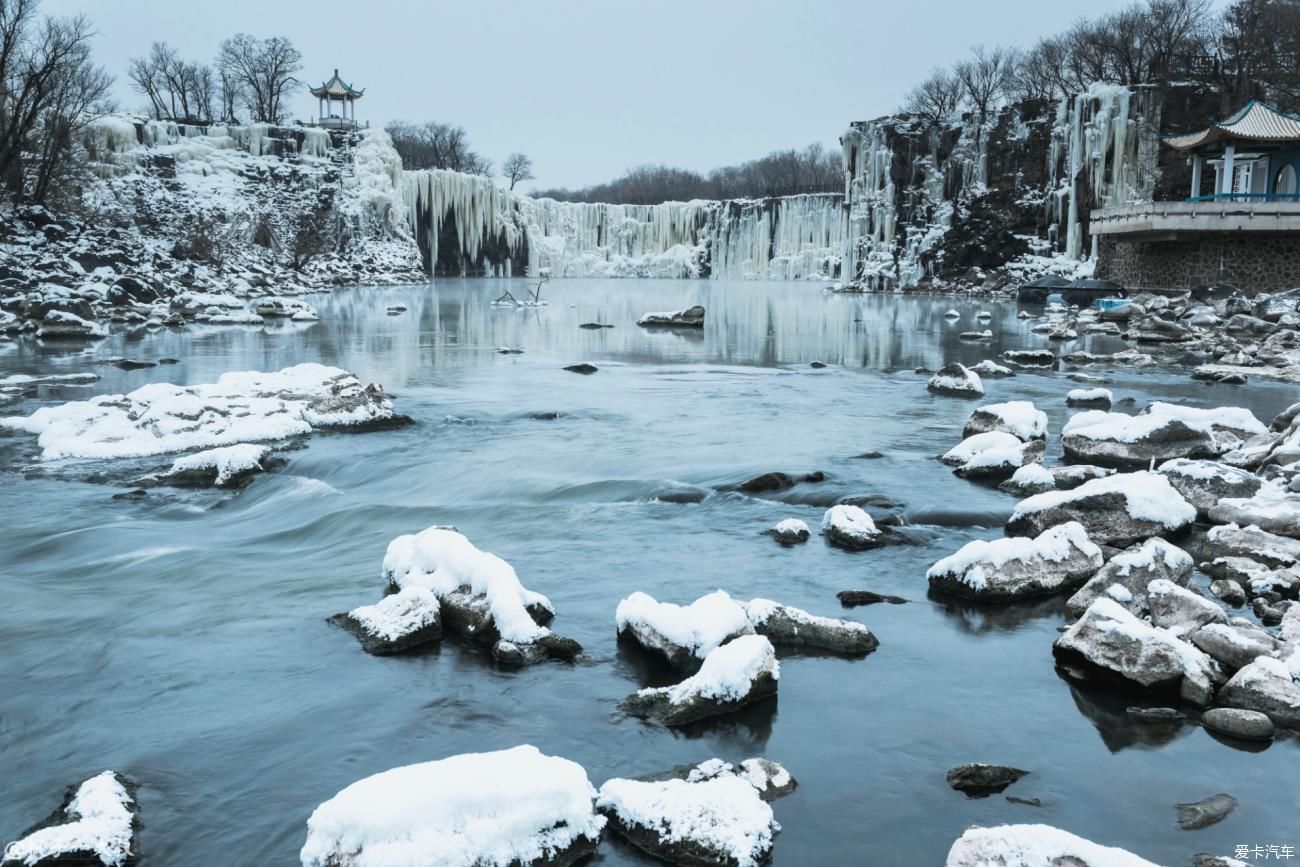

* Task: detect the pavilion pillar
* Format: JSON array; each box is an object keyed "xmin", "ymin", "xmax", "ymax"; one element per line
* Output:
[
  {"xmin": 1190, "ymin": 154, "xmax": 1202, "ymax": 200},
  {"xmin": 1222, "ymin": 144, "xmax": 1236, "ymax": 197}
]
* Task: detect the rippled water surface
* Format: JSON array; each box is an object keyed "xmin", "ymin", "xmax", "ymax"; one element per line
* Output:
[{"xmin": 2, "ymin": 279, "xmax": 1298, "ymax": 866}]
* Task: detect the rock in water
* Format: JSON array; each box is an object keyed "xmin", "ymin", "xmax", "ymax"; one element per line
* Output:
[
  {"xmin": 927, "ymin": 522, "xmax": 1102, "ymax": 602},
  {"xmin": 946, "ymin": 764, "xmax": 1029, "ymax": 797},
  {"xmin": 766, "ymin": 518, "xmax": 811, "ymax": 545},
  {"xmin": 944, "ymin": 824, "xmax": 1160, "ymax": 867},
  {"xmin": 962, "ymin": 401, "xmax": 1048, "ymax": 440},
  {"xmin": 563, "ymin": 363, "xmax": 598, "ymax": 374},
  {"xmin": 2, "ymin": 771, "xmax": 139, "ymax": 867},
  {"xmin": 329, "ymin": 586, "xmax": 443, "ymax": 655},
  {"xmin": 731, "ymin": 470, "xmax": 825, "ymax": 494},
  {"xmin": 1061, "ymin": 412, "xmax": 1217, "ymax": 469},
  {"xmin": 1053, "ymin": 598, "xmax": 1223, "ymax": 707},
  {"xmin": 942, "ymin": 431, "xmax": 1022, "ymax": 466},
  {"xmin": 743, "ymin": 598, "xmax": 878, "ymax": 656},
  {"xmin": 1209, "ymin": 490, "xmax": 1300, "ymax": 539},
  {"xmin": 1146, "ymin": 579, "xmax": 1227, "ymax": 638},
  {"xmin": 1066, "ymin": 538, "xmax": 1194, "ymax": 618},
  {"xmin": 837, "ymin": 590, "xmax": 908, "ymax": 606},
  {"xmin": 637, "ymin": 305, "xmax": 705, "ymax": 328},
  {"xmin": 1176, "ymin": 794, "xmax": 1238, "ymax": 830},
  {"xmin": 822, "ymin": 504, "xmax": 884, "ymax": 550},
  {"xmin": 1200, "ymin": 707, "xmax": 1275, "ymax": 741},
  {"xmin": 1216, "ymin": 657, "xmax": 1300, "ymax": 728},
  {"xmin": 1066, "ymin": 387, "xmax": 1113, "ymax": 409},
  {"xmin": 1000, "ymin": 463, "xmax": 1056, "ymax": 496},
  {"xmin": 596, "ymin": 772, "xmax": 776, "ymax": 867},
  {"xmin": 160, "ymin": 443, "xmax": 272, "ymax": 488},
  {"xmin": 1006, "ymin": 471, "xmax": 1196, "ymax": 546},
  {"xmin": 299, "ymin": 746, "xmax": 604, "ymax": 867},
  {"xmin": 622, "ymin": 634, "xmax": 779, "ymax": 726},
  {"xmin": 927, "ymin": 363, "xmax": 984, "ymax": 397},
  {"xmin": 953, "ymin": 439, "xmax": 1045, "ymax": 481},
  {"xmin": 1156, "ymin": 459, "xmax": 1262, "ymax": 516},
  {"xmin": 615, "ymin": 589, "xmax": 753, "ymax": 672}
]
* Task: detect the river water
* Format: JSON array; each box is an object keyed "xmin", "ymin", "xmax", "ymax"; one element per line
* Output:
[{"xmin": 1, "ymin": 279, "xmax": 1297, "ymax": 866}]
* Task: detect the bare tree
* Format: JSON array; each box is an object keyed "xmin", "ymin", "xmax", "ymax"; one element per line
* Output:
[
  {"xmin": 386, "ymin": 119, "xmax": 493, "ymax": 174},
  {"xmin": 955, "ymin": 45, "xmax": 1018, "ymax": 132},
  {"xmin": 502, "ymin": 152, "xmax": 534, "ymax": 189},
  {"xmin": 217, "ymin": 33, "xmax": 301, "ymax": 123},
  {"xmin": 903, "ymin": 67, "xmax": 965, "ymax": 125}
]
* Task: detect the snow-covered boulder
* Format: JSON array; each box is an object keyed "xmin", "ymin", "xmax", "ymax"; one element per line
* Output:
[
  {"xmin": 766, "ymin": 518, "xmax": 810, "ymax": 546},
  {"xmin": 1066, "ymin": 538, "xmax": 1193, "ymax": 617},
  {"xmin": 1061, "ymin": 411, "xmax": 1217, "ymax": 468},
  {"xmin": 615, "ymin": 590, "xmax": 753, "ymax": 672},
  {"xmin": 383, "ymin": 527, "xmax": 580, "ymax": 663},
  {"xmin": 1208, "ymin": 488, "xmax": 1300, "ymax": 539},
  {"xmin": 1, "ymin": 772, "xmax": 138, "ymax": 867},
  {"xmin": 941, "ymin": 431, "xmax": 1022, "ymax": 466},
  {"xmin": 927, "ymin": 522, "xmax": 1102, "ymax": 602},
  {"xmin": 1006, "ymin": 471, "xmax": 1196, "ymax": 546},
  {"xmin": 999, "ymin": 463, "xmax": 1056, "ymax": 496},
  {"xmin": 596, "ymin": 772, "xmax": 776, "ymax": 867},
  {"xmin": 0, "ymin": 364, "xmax": 404, "ymax": 461},
  {"xmin": 963, "ymin": 401, "xmax": 1047, "ymax": 441},
  {"xmin": 953, "ymin": 439, "xmax": 1045, "ymax": 481},
  {"xmin": 743, "ymin": 598, "xmax": 877, "ymax": 656},
  {"xmin": 1146, "ymin": 578, "xmax": 1227, "ymax": 637},
  {"xmin": 678, "ymin": 757, "xmax": 797, "ymax": 801},
  {"xmin": 160, "ymin": 443, "xmax": 272, "ymax": 488},
  {"xmin": 1197, "ymin": 522, "xmax": 1300, "ymax": 569},
  {"xmin": 36, "ymin": 310, "xmax": 107, "ymax": 340},
  {"xmin": 927, "ymin": 363, "xmax": 984, "ymax": 397},
  {"xmin": 1066, "ymin": 387, "xmax": 1113, "ymax": 409},
  {"xmin": 1189, "ymin": 622, "xmax": 1282, "ymax": 671},
  {"xmin": 637, "ymin": 305, "xmax": 705, "ymax": 328},
  {"xmin": 970, "ymin": 359, "xmax": 1015, "ymax": 378},
  {"xmin": 1156, "ymin": 458, "xmax": 1263, "ymax": 515},
  {"xmin": 1002, "ymin": 349, "xmax": 1056, "ymax": 367},
  {"xmin": 1216, "ymin": 655, "xmax": 1300, "ymax": 729},
  {"xmin": 821, "ymin": 504, "xmax": 884, "ymax": 550},
  {"xmin": 1144, "ymin": 401, "xmax": 1268, "ymax": 443},
  {"xmin": 1053, "ymin": 598, "xmax": 1223, "ymax": 706},
  {"xmin": 1050, "ymin": 464, "xmax": 1114, "ymax": 490},
  {"xmin": 945, "ymin": 824, "xmax": 1160, "ymax": 867},
  {"xmin": 299, "ymin": 746, "xmax": 605, "ymax": 867},
  {"xmin": 329, "ymin": 586, "xmax": 443, "ymax": 655},
  {"xmin": 622, "ymin": 635, "xmax": 779, "ymax": 726}
]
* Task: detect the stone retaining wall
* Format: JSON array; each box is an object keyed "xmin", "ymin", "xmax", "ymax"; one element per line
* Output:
[{"xmin": 1097, "ymin": 235, "xmax": 1300, "ymax": 295}]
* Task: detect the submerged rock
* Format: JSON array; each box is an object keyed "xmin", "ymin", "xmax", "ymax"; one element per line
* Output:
[
  {"xmin": 299, "ymin": 746, "xmax": 604, "ymax": 867},
  {"xmin": 1176, "ymin": 793, "xmax": 1238, "ymax": 831},
  {"xmin": 822, "ymin": 504, "xmax": 884, "ymax": 550},
  {"xmin": 596, "ymin": 771, "xmax": 776, "ymax": 867},
  {"xmin": 622, "ymin": 634, "xmax": 779, "ymax": 726},
  {"xmin": 945, "ymin": 764, "xmax": 1029, "ymax": 797},
  {"xmin": 1006, "ymin": 471, "xmax": 1196, "ymax": 546},
  {"xmin": 927, "ymin": 363, "xmax": 984, "ymax": 397},
  {"xmin": 744, "ymin": 598, "xmax": 878, "ymax": 656},
  {"xmin": 563, "ymin": 363, "xmax": 599, "ymax": 374},
  {"xmin": 731, "ymin": 470, "xmax": 825, "ymax": 494},
  {"xmin": 2, "ymin": 771, "xmax": 139, "ymax": 867},
  {"xmin": 944, "ymin": 824, "xmax": 1160, "ymax": 867},
  {"xmin": 928, "ymin": 521, "xmax": 1102, "ymax": 602},
  {"xmin": 837, "ymin": 590, "xmax": 908, "ymax": 607},
  {"xmin": 637, "ymin": 305, "xmax": 705, "ymax": 328},
  {"xmin": 329, "ymin": 586, "xmax": 443, "ymax": 655}
]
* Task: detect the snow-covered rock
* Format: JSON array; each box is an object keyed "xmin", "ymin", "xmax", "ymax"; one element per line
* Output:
[
  {"xmin": 161, "ymin": 443, "xmax": 272, "ymax": 488},
  {"xmin": 1144, "ymin": 401, "xmax": 1268, "ymax": 442},
  {"xmin": 821, "ymin": 504, "xmax": 884, "ymax": 550},
  {"xmin": 1156, "ymin": 458, "xmax": 1263, "ymax": 515},
  {"xmin": 1208, "ymin": 488, "xmax": 1300, "ymax": 539},
  {"xmin": 1216, "ymin": 655, "xmax": 1300, "ymax": 729},
  {"xmin": 1053, "ymin": 598, "xmax": 1223, "ymax": 706},
  {"xmin": 953, "ymin": 439, "xmax": 1045, "ymax": 481},
  {"xmin": 927, "ymin": 363, "xmax": 984, "ymax": 397},
  {"xmin": 1198, "ymin": 522, "xmax": 1300, "ymax": 569},
  {"xmin": 999, "ymin": 462, "xmax": 1056, "ymax": 495},
  {"xmin": 1050, "ymin": 464, "xmax": 1114, "ymax": 490},
  {"xmin": 637, "ymin": 305, "xmax": 705, "ymax": 328},
  {"xmin": 945, "ymin": 824, "xmax": 1160, "ymax": 867},
  {"xmin": 1189, "ymin": 622, "xmax": 1282, "ymax": 672},
  {"xmin": 941, "ymin": 431, "xmax": 1022, "ymax": 466},
  {"xmin": 962, "ymin": 401, "xmax": 1047, "ymax": 441},
  {"xmin": 1061, "ymin": 411, "xmax": 1217, "ymax": 468},
  {"xmin": 615, "ymin": 590, "xmax": 753, "ymax": 672},
  {"xmin": 743, "ymin": 598, "xmax": 877, "ymax": 656},
  {"xmin": 1, "ymin": 772, "xmax": 138, "ymax": 867},
  {"xmin": 1, "ymin": 364, "xmax": 403, "ymax": 461},
  {"xmin": 623, "ymin": 634, "xmax": 779, "ymax": 726},
  {"xmin": 1065, "ymin": 387, "xmax": 1113, "ymax": 409},
  {"xmin": 329, "ymin": 586, "xmax": 443, "ymax": 655},
  {"xmin": 1066, "ymin": 538, "xmax": 1193, "ymax": 617},
  {"xmin": 596, "ymin": 772, "xmax": 776, "ymax": 867},
  {"xmin": 766, "ymin": 518, "xmax": 810, "ymax": 546},
  {"xmin": 927, "ymin": 522, "xmax": 1102, "ymax": 602},
  {"xmin": 36, "ymin": 310, "xmax": 107, "ymax": 340},
  {"xmin": 1006, "ymin": 471, "xmax": 1196, "ymax": 546},
  {"xmin": 970, "ymin": 359, "xmax": 1015, "ymax": 378},
  {"xmin": 383, "ymin": 527, "xmax": 579, "ymax": 662},
  {"xmin": 1146, "ymin": 578, "xmax": 1227, "ymax": 638},
  {"xmin": 299, "ymin": 746, "xmax": 604, "ymax": 867}
]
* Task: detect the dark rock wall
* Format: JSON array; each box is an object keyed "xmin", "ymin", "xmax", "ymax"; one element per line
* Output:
[{"xmin": 1098, "ymin": 234, "xmax": 1300, "ymax": 293}]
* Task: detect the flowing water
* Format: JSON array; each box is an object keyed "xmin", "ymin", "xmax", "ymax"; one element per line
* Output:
[{"xmin": 1, "ymin": 279, "xmax": 1297, "ymax": 866}]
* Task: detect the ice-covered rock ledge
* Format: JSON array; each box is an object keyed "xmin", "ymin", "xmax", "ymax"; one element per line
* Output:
[
  {"xmin": 2, "ymin": 771, "xmax": 139, "ymax": 867},
  {"xmin": 299, "ymin": 745, "xmax": 604, "ymax": 867},
  {"xmin": 0, "ymin": 364, "xmax": 409, "ymax": 462}
]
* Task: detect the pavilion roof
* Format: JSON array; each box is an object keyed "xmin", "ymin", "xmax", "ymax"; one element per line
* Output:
[
  {"xmin": 1165, "ymin": 100, "xmax": 1300, "ymax": 150},
  {"xmin": 310, "ymin": 69, "xmax": 364, "ymax": 99}
]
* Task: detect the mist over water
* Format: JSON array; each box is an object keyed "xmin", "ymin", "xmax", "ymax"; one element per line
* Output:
[{"xmin": 2, "ymin": 279, "xmax": 1297, "ymax": 865}]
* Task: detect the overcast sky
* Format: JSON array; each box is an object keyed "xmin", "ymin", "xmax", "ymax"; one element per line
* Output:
[{"xmin": 47, "ymin": 0, "xmax": 1148, "ymax": 191}]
